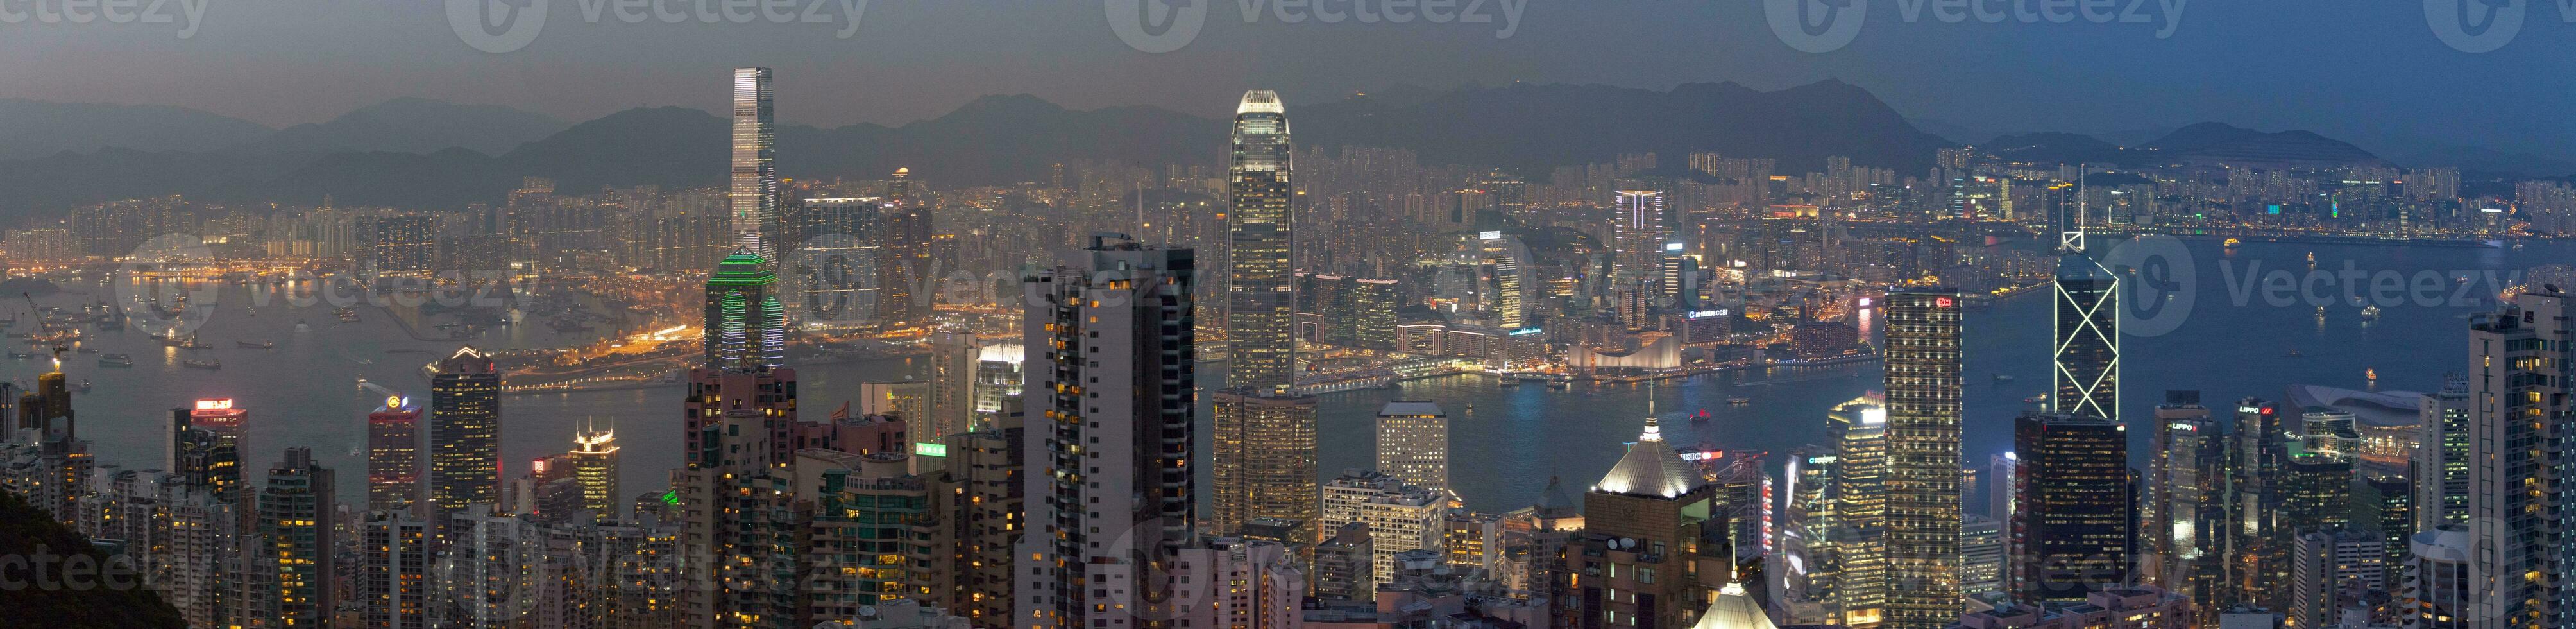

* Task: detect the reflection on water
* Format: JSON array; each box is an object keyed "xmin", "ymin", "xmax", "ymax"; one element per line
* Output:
[{"xmin": 27, "ymin": 238, "xmax": 2576, "ymax": 516}]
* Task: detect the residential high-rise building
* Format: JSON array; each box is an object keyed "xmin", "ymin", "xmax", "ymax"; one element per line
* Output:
[
  {"xmin": 1312, "ymin": 521, "xmax": 1375, "ymax": 601},
  {"xmin": 1882, "ymin": 289, "xmax": 1965, "ymax": 628},
  {"xmin": 253, "ymin": 447, "xmax": 335, "ymax": 626},
  {"xmin": 703, "ymin": 251, "xmax": 786, "ymax": 370},
  {"xmin": 2414, "ymin": 374, "xmax": 2471, "ymax": 533},
  {"xmin": 926, "ymin": 329, "xmax": 979, "ymax": 445},
  {"xmin": 2461, "ymin": 288, "xmax": 2571, "ymax": 629},
  {"xmin": 371, "ymin": 214, "xmax": 439, "ymax": 279},
  {"xmin": 1211, "ymin": 388, "xmax": 1318, "ymax": 539},
  {"xmin": 358, "ymin": 510, "xmax": 434, "ymax": 629},
  {"xmin": 1014, "ymin": 234, "xmax": 1198, "ymax": 629},
  {"xmin": 682, "ymin": 365, "xmax": 798, "ymax": 472},
  {"xmin": 429, "ymin": 346, "xmax": 500, "ymax": 524},
  {"xmin": 2288, "ymin": 529, "xmax": 2385, "ymax": 629},
  {"xmin": 730, "ymin": 67, "xmax": 779, "ymax": 263},
  {"xmin": 2010, "ymin": 411, "xmax": 2133, "ymax": 603},
  {"xmin": 1611, "ymin": 190, "xmax": 1668, "ymax": 282},
  {"xmin": 2146, "ymin": 391, "xmax": 2227, "ymax": 621},
  {"xmin": 676, "ymin": 406, "xmax": 803, "ymax": 628},
  {"xmin": 564, "ymin": 426, "xmax": 620, "ymax": 520},
  {"xmin": 366, "ymin": 393, "xmax": 423, "ymax": 514},
  {"xmin": 1373, "ymin": 401, "xmax": 1449, "ymax": 494},
  {"xmin": 1227, "ymin": 89, "xmax": 1296, "ymax": 391},
  {"xmin": 947, "ymin": 398, "xmax": 1024, "ymax": 625}
]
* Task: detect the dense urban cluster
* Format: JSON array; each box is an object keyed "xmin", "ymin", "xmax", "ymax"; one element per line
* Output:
[{"xmin": 1, "ymin": 68, "xmax": 2572, "ymax": 629}]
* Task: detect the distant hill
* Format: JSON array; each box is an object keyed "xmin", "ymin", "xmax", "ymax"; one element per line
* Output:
[
  {"xmin": 241, "ymin": 98, "xmax": 568, "ymax": 157},
  {"xmin": 0, "ymin": 99, "xmax": 273, "ymax": 160},
  {"xmin": 0, "ymin": 490, "xmax": 187, "ymax": 628},
  {"xmin": 2136, "ymin": 122, "xmax": 2388, "ymax": 168},
  {"xmin": 1983, "ymin": 132, "xmax": 2131, "ymax": 167}
]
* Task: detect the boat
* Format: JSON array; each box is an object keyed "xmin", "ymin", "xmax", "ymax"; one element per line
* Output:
[
  {"xmin": 2286, "ymin": 347, "xmax": 2304, "ymax": 358},
  {"xmin": 182, "ymin": 359, "xmax": 221, "ymax": 370},
  {"xmin": 1727, "ymin": 397, "xmax": 1751, "ymax": 406},
  {"xmin": 2022, "ymin": 393, "xmax": 2048, "ymax": 404},
  {"xmin": 294, "ymin": 320, "xmax": 312, "ymax": 332},
  {"xmin": 75, "ymin": 346, "xmax": 96, "ymax": 354},
  {"xmin": 98, "ymin": 353, "xmax": 133, "ymax": 368},
  {"xmin": 2359, "ymin": 304, "xmax": 2381, "ymax": 320},
  {"xmin": 1992, "ymin": 373, "xmax": 2015, "ymax": 383},
  {"xmin": 1692, "ymin": 409, "xmax": 1714, "ymax": 422},
  {"xmin": 1546, "ymin": 375, "xmax": 1572, "ymax": 390},
  {"xmin": 2314, "ymin": 306, "xmax": 2326, "ymax": 318},
  {"xmin": 2366, "ymin": 368, "xmax": 2378, "ymax": 382},
  {"xmin": 237, "ymin": 340, "xmax": 276, "ymax": 349},
  {"xmin": 6, "ymin": 352, "xmax": 28, "ymax": 360},
  {"xmin": 74, "ymin": 379, "xmax": 90, "ymax": 393},
  {"xmin": 1498, "ymin": 377, "xmax": 1520, "ymax": 388}
]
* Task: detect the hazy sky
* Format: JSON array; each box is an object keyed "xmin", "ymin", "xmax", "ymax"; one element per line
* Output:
[{"xmin": 3, "ymin": 0, "xmax": 2569, "ymax": 158}]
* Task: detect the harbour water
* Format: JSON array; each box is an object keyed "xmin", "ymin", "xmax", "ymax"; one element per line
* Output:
[{"xmin": 26, "ymin": 237, "xmax": 2573, "ymax": 517}]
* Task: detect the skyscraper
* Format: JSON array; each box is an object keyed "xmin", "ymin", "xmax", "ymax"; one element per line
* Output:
[
  {"xmin": 1226, "ymin": 89, "xmax": 1295, "ymax": 391},
  {"xmin": 1882, "ymin": 289, "xmax": 1963, "ymax": 628},
  {"xmin": 2009, "ymin": 411, "xmax": 2133, "ymax": 603},
  {"xmin": 430, "ymin": 346, "xmax": 500, "ymax": 522},
  {"xmin": 1611, "ymin": 190, "xmax": 1668, "ymax": 282},
  {"xmin": 926, "ymin": 329, "xmax": 979, "ymax": 445},
  {"xmin": 254, "ymin": 447, "xmax": 335, "ymax": 626},
  {"xmin": 1373, "ymin": 401, "xmax": 1449, "ymax": 494},
  {"xmin": 1566, "ymin": 403, "xmax": 1726, "ymax": 629},
  {"xmin": 564, "ymin": 426, "xmax": 620, "ymax": 520},
  {"xmin": 1015, "ymin": 234, "xmax": 1198, "ymax": 628},
  {"xmin": 1210, "ymin": 388, "xmax": 1318, "ymax": 539},
  {"xmin": 2462, "ymin": 288, "xmax": 2571, "ymax": 629},
  {"xmin": 2051, "ymin": 243, "xmax": 2118, "ymax": 420},
  {"xmin": 2414, "ymin": 374, "xmax": 2471, "ymax": 533},
  {"xmin": 358, "ymin": 511, "xmax": 433, "ymax": 629},
  {"xmin": 2146, "ymin": 391, "xmax": 2226, "ymax": 621},
  {"xmin": 1826, "ymin": 395, "xmax": 1889, "ymax": 627},
  {"xmin": 366, "ymin": 393, "xmax": 423, "ymax": 514},
  {"xmin": 172, "ymin": 399, "xmax": 246, "ymax": 504},
  {"xmin": 704, "ymin": 251, "xmax": 786, "ymax": 370},
  {"xmin": 729, "ymin": 67, "xmax": 779, "ymax": 263}
]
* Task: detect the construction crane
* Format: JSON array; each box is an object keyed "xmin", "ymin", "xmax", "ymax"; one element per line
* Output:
[{"xmin": 24, "ymin": 292, "xmax": 62, "ymax": 363}]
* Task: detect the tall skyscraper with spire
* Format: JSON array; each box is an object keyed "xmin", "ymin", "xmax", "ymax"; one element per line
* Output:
[
  {"xmin": 2051, "ymin": 203, "xmax": 2118, "ymax": 420},
  {"xmin": 1226, "ymin": 89, "xmax": 1294, "ymax": 391},
  {"xmin": 1882, "ymin": 289, "xmax": 1964, "ymax": 628},
  {"xmin": 730, "ymin": 67, "xmax": 779, "ymax": 264}
]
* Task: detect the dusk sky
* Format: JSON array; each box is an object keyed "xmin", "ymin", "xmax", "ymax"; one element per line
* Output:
[{"xmin": 4, "ymin": 0, "xmax": 2570, "ymax": 159}]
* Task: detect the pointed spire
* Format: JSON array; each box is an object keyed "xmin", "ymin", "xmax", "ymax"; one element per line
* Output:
[{"xmin": 1639, "ymin": 381, "xmax": 1663, "ymax": 442}]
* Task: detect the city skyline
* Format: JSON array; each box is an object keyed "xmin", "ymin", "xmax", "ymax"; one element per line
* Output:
[{"xmin": 4, "ymin": 57, "xmax": 2573, "ymax": 629}]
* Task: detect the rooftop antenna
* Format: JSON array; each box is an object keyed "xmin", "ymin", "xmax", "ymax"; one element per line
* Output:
[{"xmin": 2061, "ymin": 163, "xmax": 2087, "ymax": 254}]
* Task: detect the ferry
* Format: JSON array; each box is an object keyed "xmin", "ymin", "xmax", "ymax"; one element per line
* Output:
[
  {"xmin": 182, "ymin": 359, "xmax": 221, "ymax": 370},
  {"xmin": 98, "ymin": 354, "xmax": 134, "ymax": 368}
]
